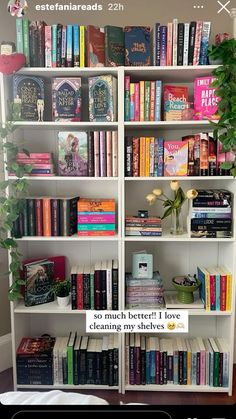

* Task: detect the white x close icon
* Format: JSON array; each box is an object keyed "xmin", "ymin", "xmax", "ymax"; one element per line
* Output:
[{"xmin": 217, "ymin": 0, "xmax": 231, "ymax": 14}]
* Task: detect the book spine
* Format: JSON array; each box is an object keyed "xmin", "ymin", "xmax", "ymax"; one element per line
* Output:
[
  {"xmin": 125, "ymin": 137, "xmax": 133, "ymax": 177},
  {"xmin": 124, "ymin": 76, "xmax": 130, "ymax": 121},
  {"xmin": 51, "ymin": 199, "xmax": 60, "ymax": 236},
  {"xmin": 27, "ymin": 199, "xmax": 36, "ymax": 236},
  {"xmin": 73, "ymin": 25, "xmax": 80, "ymax": 67},
  {"xmin": 172, "ymin": 18, "xmax": 178, "ymax": 66},
  {"xmin": 71, "ymin": 273, "xmax": 77, "ymax": 310},
  {"xmin": 139, "ymin": 81, "xmax": 145, "ymax": 122},
  {"xmin": 193, "ymin": 21, "xmax": 203, "ymax": 66},
  {"xmin": 88, "ymin": 132, "xmax": 95, "ymax": 177},
  {"xmin": 106, "ymin": 131, "xmax": 112, "ymax": 177},
  {"xmin": 145, "ymin": 137, "xmax": 150, "ymax": 177},
  {"xmin": 188, "ymin": 22, "xmax": 196, "ymax": 65},
  {"xmin": 43, "ymin": 198, "xmax": 52, "ymax": 236},
  {"xmin": 22, "ymin": 19, "xmax": 30, "ymax": 66},
  {"xmin": 157, "ymin": 138, "xmax": 164, "ymax": 176},
  {"xmin": 155, "ymin": 23, "xmax": 161, "ymax": 66},
  {"xmin": 94, "ymin": 131, "xmax": 100, "ymax": 177},
  {"xmin": 45, "ymin": 26, "xmax": 52, "ymax": 68},
  {"xmin": 22, "ymin": 203, "xmax": 28, "ymax": 236},
  {"xmin": 80, "ymin": 26, "xmax": 85, "ymax": 68},
  {"xmin": 134, "ymin": 83, "xmax": 140, "ymax": 121},
  {"xmin": 77, "ymin": 272, "xmax": 83, "ymax": 310},
  {"xmin": 112, "ymin": 266, "xmax": 118, "ymax": 310},
  {"xmin": 38, "ymin": 23, "xmax": 46, "ymax": 67},
  {"xmin": 16, "ymin": 18, "xmax": 24, "ymax": 53},
  {"xmin": 160, "ymin": 26, "xmax": 167, "ymax": 66},
  {"xmin": 56, "ymin": 24, "xmax": 62, "ymax": 67},
  {"xmin": 90, "ymin": 272, "xmax": 95, "ymax": 310},
  {"xmin": 155, "ymin": 81, "xmax": 162, "ymax": 121},
  {"xmin": 51, "ymin": 24, "xmax": 57, "ymax": 68},
  {"xmin": 61, "ymin": 25, "xmax": 67, "ymax": 67},
  {"xmin": 144, "ymin": 81, "xmax": 150, "ymax": 121},
  {"xmin": 132, "ymin": 137, "xmax": 139, "ymax": 177},
  {"xmin": 66, "ymin": 25, "xmax": 73, "ymax": 67},
  {"xmin": 167, "ymin": 23, "xmax": 173, "ymax": 66},
  {"xmin": 199, "ymin": 22, "xmax": 211, "ymax": 65},
  {"xmin": 183, "ymin": 23, "xmax": 190, "ymax": 66},
  {"xmin": 99, "ymin": 131, "xmax": 106, "ymax": 177},
  {"xmin": 129, "ymin": 83, "xmax": 135, "ymax": 122},
  {"xmin": 177, "ymin": 23, "xmax": 184, "ymax": 66},
  {"xmin": 150, "ymin": 82, "xmax": 156, "ymax": 121},
  {"xmin": 35, "ymin": 199, "xmax": 43, "ymax": 236},
  {"xmin": 112, "ymin": 131, "xmax": 118, "ymax": 177}
]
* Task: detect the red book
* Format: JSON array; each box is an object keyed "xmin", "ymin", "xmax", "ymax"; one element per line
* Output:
[
  {"xmin": 76, "ymin": 270, "xmax": 83, "ymax": 310},
  {"xmin": 87, "ymin": 25, "xmax": 105, "ymax": 67},
  {"xmin": 42, "ymin": 198, "xmax": 51, "ymax": 236},
  {"xmin": 22, "ymin": 256, "xmax": 66, "ymax": 281}
]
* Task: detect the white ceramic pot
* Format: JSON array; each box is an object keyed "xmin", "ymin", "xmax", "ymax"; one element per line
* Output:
[{"xmin": 57, "ymin": 295, "xmax": 70, "ymax": 307}]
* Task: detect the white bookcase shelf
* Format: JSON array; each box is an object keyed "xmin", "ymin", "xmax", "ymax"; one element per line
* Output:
[{"xmin": 1, "ymin": 59, "xmax": 235, "ymax": 395}]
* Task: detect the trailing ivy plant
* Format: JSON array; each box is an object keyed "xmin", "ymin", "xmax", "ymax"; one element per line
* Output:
[
  {"xmin": 0, "ymin": 122, "xmax": 32, "ymax": 301},
  {"xmin": 208, "ymin": 39, "xmax": 236, "ymax": 176}
]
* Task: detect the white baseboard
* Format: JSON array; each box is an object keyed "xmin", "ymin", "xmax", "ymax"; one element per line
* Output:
[{"xmin": 0, "ymin": 333, "xmax": 12, "ymax": 372}]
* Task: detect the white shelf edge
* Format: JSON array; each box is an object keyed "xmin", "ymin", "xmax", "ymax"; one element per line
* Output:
[
  {"xmin": 8, "ymin": 176, "xmax": 118, "ymax": 182},
  {"xmin": 11, "ymin": 121, "xmax": 118, "ymax": 127},
  {"xmin": 16, "ymin": 384, "xmax": 119, "ymax": 390},
  {"xmin": 124, "ymin": 120, "xmax": 212, "ymax": 127},
  {"xmin": 16, "ymin": 235, "xmax": 120, "ymax": 242},
  {"xmin": 125, "ymin": 385, "xmax": 229, "ymax": 393},
  {"xmin": 124, "ymin": 65, "xmax": 218, "ymax": 71},
  {"xmin": 18, "ymin": 66, "xmax": 118, "ymax": 74},
  {"xmin": 124, "ymin": 236, "xmax": 234, "ymax": 243},
  {"xmin": 125, "ymin": 176, "xmax": 234, "ymax": 181}
]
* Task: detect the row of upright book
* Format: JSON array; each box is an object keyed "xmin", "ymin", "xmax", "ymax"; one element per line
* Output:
[
  {"xmin": 71, "ymin": 260, "xmax": 118, "ymax": 311},
  {"xmin": 125, "ymin": 76, "xmax": 219, "ymax": 122},
  {"xmin": 17, "ymin": 334, "xmax": 118, "ymax": 386},
  {"xmin": 190, "ymin": 189, "xmax": 232, "ymax": 239},
  {"xmin": 126, "ymin": 335, "xmax": 229, "ymax": 387},
  {"xmin": 125, "ymin": 134, "xmax": 233, "ymax": 178},
  {"xmin": 197, "ymin": 266, "xmax": 232, "ymax": 311},
  {"xmin": 13, "ymin": 75, "xmax": 117, "ymax": 122},
  {"xmin": 13, "ymin": 198, "xmax": 116, "ymax": 238},
  {"xmin": 16, "ymin": 20, "xmax": 212, "ymax": 68}
]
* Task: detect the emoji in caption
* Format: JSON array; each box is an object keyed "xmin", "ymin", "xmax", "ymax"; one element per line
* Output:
[{"xmin": 167, "ymin": 321, "xmax": 176, "ymax": 330}]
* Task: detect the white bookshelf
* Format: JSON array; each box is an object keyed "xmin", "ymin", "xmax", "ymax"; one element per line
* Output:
[{"xmin": 1, "ymin": 58, "xmax": 236, "ymax": 396}]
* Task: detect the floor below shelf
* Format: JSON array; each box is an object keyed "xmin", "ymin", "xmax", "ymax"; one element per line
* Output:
[{"xmin": 1, "ymin": 368, "xmax": 236, "ymax": 404}]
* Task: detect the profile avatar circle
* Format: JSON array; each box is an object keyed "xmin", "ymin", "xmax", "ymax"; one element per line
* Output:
[{"xmin": 7, "ymin": 0, "xmax": 28, "ymax": 17}]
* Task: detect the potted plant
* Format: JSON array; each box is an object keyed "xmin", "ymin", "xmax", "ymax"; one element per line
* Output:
[
  {"xmin": 53, "ymin": 278, "xmax": 71, "ymax": 307},
  {"xmin": 208, "ymin": 33, "xmax": 230, "ymax": 65},
  {"xmin": 208, "ymin": 37, "xmax": 236, "ymax": 176}
]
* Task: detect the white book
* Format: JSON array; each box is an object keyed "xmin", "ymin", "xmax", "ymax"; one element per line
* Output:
[
  {"xmin": 172, "ymin": 18, "xmax": 178, "ymax": 66},
  {"xmin": 183, "ymin": 23, "xmax": 190, "ymax": 66}
]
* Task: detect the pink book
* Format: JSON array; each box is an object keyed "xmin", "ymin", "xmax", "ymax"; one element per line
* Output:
[
  {"xmin": 167, "ymin": 23, "xmax": 173, "ymax": 66},
  {"xmin": 17, "ymin": 153, "xmax": 52, "ymax": 159},
  {"xmin": 194, "ymin": 77, "xmax": 220, "ymax": 120},
  {"xmin": 209, "ymin": 273, "xmax": 216, "ymax": 311},
  {"xmin": 22, "ymin": 256, "xmax": 66, "ymax": 280},
  {"xmin": 94, "ymin": 131, "xmax": 100, "ymax": 177},
  {"xmin": 164, "ymin": 141, "xmax": 188, "ymax": 176},
  {"xmin": 99, "ymin": 131, "xmax": 106, "ymax": 177},
  {"xmin": 45, "ymin": 26, "xmax": 52, "ymax": 68},
  {"xmin": 150, "ymin": 82, "xmax": 156, "ymax": 121},
  {"xmin": 125, "ymin": 75, "xmax": 130, "ymax": 91},
  {"xmin": 134, "ymin": 83, "xmax": 140, "ymax": 121},
  {"xmin": 106, "ymin": 131, "xmax": 112, "ymax": 177},
  {"xmin": 193, "ymin": 21, "xmax": 203, "ymax": 65},
  {"xmin": 78, "ymin": 215, "xmax": 115, "ymax": 223},
  {"xmin": 112, "ymin": 131, "xmax": 118, "ymax": 177}
]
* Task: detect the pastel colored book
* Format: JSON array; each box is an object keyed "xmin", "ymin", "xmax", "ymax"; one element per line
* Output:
[
  {"xmin": 194, "ymin": 77, "xmax": 220, "ymax": 120},
  {"xmin": 164, "ymin": 141, "xmax": 188, "ymax": 176},
  {"xmin": 78, "ymin": 215, "xmax": 115, "ymax": 223},
  {"xmin": 13, "ymin": 75, "xmax": 45, "ymax": 121},
  {"xmin": 164, "ymin": 85, "xmax": 188, "ymax": 121},
  {"xmin": 124, "ymin": 26, "xmax": 151, "ymax": 66},
  {"xmin": 58, "ymin": 131, "xmax": 88, "ymax": 176},
  {"xmin": 88, "ymin": 75, "xmax": 117, "ymax": 122},
  {"xmin": 52, "ymin": 78, "xmax": 82, "ymax": 121}
]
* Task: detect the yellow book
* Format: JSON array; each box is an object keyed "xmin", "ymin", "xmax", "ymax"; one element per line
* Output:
[
  {"xmin": 80, "ymin": 26, "xmax": 85, "ymax": 67},
  {"xmin": 145, "ymin": 137, "xmax": 150, "ymax": 177},
  {"xmin": 186, "ymin": 339, "xmax": 192, "ymax": 385},
  {"xmin": 220, "ymin": 266, "xmax": 232, "ymax": 311},
  {"xmin": 139, "ymin": 137, "xmax": 146, "ymax": 176},
  {"xmin": 139, "ymin": 81, "xmax": 145, "ymax": 121}
]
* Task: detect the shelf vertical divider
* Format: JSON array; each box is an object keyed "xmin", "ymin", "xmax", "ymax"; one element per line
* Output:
[{"xmin": 118, "ymin": 66, "xmax": 125, "ymax": 393}]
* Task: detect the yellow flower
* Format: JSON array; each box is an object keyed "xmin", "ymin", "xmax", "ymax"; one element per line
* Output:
[
  {"xmin": 152, "ymin": 188, "xmax": 163, "ymax": 197},
  {"xmin": 186, "ymin": 189, "xmax": 198, "ymax": 199},
  {"xmin": 146, "ymin": 193, "xmax": 156, "ymax": 205},
  {"xmin": 170, "ymin": 181, "xmax": 180, "ymax": 191}
]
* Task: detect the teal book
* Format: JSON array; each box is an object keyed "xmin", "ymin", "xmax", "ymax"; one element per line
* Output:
[
  {"xmin": 88, "ymin": 75, "xmax": 117, "ymax": 122},
  {"xmin": 105, "ymin": 26, "xmax": 125, "ymax": 66},
  {"xmin": 78, "ymin": 224, "xmax": 116, "ymax": 231}
]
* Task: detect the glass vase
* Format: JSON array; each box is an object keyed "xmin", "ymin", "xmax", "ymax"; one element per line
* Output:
[{"xmin": 170, "ymin": 208, "xmax": 184, "ymax": 235}]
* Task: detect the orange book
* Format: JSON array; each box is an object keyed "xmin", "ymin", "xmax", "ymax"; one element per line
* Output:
[
  {"xmin": 78, "ymin": 198, "xmax": 115, "ymax": 212},
  {"xmin": 78, "ymin": 231, "xmax": 115, "ymax": 236},
  {"xmin": 42, "ymin": 198, "xmax": 51, "ymax": 236},
  {"xmin": 139, "ymin": 137, "xmax": 146, "ymax": 177},
  {"xmin": 145, "ymin": 137, "xmax": 150, "ymax": 177}
]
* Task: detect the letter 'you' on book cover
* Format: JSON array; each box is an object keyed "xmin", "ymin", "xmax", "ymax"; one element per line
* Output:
[
  {"xmin": 164, "ymin": 140, "xmax": 188, "ymax": 176},
  {"xmin": 124, "ymin": 26, "xmax": 151, "ymax": 66},
  {"xmin": 88, "ymin": 75, "xmax": 117, "ymax": 122},
  {"xmin": 52, "ymin": 78, "xmax": 82, "ymax": 121},
  {"xmin": 58, "ymin": 131, "xmax": 88, "ymax": 176},
  {"xmin": 24, "ymin": 259, "xmax": 54, "ymax": 307},
  {"xmin": 13, "ymin": 75, "xmax": 45, "ymax": 121},
  {"xmin": 194, "ymin": 76, "xmax": 220, "ymax": 121}
]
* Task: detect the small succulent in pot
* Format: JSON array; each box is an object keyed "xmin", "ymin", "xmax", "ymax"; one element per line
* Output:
[{"xmin": 53, "ymin": 278, "xmax": 70, "ymax": 298}]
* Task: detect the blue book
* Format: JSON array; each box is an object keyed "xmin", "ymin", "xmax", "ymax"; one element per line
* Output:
[
  {"xmin": 124, "ymin": 26, "xmax": 151, "ymax": 66},
  {"xmin": 73, "ymin": 25, "xmax": 80, "ymax": 67},
  {"xmin": 155, "ymin": 81, "xmax": 162, "ymax": 121},
  {"xmin": 157, "ymin": 138, "xmax": 164, "ymax": 176},
  {"xmin": 199, "ymin": 22, "xmax": 211, "ymax": 65},
  {"xmin": 51, "ymin": 24, "xmax": 57, "ymax": 67},
  {"xmin": 66, "ymin": 25, "xmax": 73, "ymax": 67},
  {"xmin": 197, "ymin": 267, "xmax": 206, "ymax": 307}
]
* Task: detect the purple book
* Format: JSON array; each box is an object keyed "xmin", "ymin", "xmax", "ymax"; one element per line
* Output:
[
  {"xmin": 58, "ymin": 131, "xmax": 88, "ymax": 176},
  {"xmin": 99, "ymin": 131, "xmax": 106, "ymax": 177}
]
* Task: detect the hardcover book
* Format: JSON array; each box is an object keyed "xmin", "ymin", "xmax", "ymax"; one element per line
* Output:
[
  {"xmin": 58, "ymin": 131, "xmax": 88, "ymax": 176},
  {"xmin": 88, "ymin": 75, "xmax": 117, "ymax": 122},
  {"xmin": 52, "ymin": 78, "xmax": 82, "ymax": 121},
  {"xmin": 194, "ymin": 77, "xmax": 220, "ymax": 120},
  {"xmin": 24, "ymin": 259, "xmax": 54, "ymax": 307},
  {"xmin": 105, "ymin": 25, "xmax": 125, "ymax": 66},
  {"xmin": 164, "ymin": 141, "xmax": 188, "ymax": 176},
  {"xmin": 87, "ymin": 25, "xmax": 105, "ymax": 67},
  {"xmin": 164, "ymin": 85, "xmax": 188, "ymax": 121},
  {"xmin": 124, "ymin": 26, "xmax": 151, "ymax": 66},
  {"xmin": 13, "ymin": 75, "xmax": 45, "ymax": 121}
]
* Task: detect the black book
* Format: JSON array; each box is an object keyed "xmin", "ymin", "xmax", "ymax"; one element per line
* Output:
[
  {"xmin": 112, "ymin": 259, "xmax": 119, "ymax": 310},
  {"xmin": 113, "ymin": 335, "xmax": 119, "ymax": 386},
  {"xmin": 188, "ymin": 21, "xmax": 196, "ymax": 65},
  {"xmin": 71, "ymin": 266, "xmax": 77, "ymax": 310},
  {"xmin": 95, "ymin": 339, "xmax": 103, "ymax": 385},
  {"xmin": 27, "ymin": 199, "xmax": 36, "ymax": 236},
  {"xmin": 79, "ymin": 336, "xmax": 88, "ymax": 384},
  {"xmin": 83, "ymin": 266, "xmax": 91, "ymax": 310},
  {"xmin": 56, "ymin": 24, "xmax": 63, "ymax": 67},
  {"xmin": 140, "ymin": 335, "xmax": 146, "ymax": 385},
  {"xmin": 73, "ymin": 335, "xmax": 81, "ymax": 385},
  {"xmin": 51, "ymin": 199, "xmax": 60, "ymax": 236},
  {"xmin": 177, "ymin": 23, "xmax": 184, "ymax": 66},
  {"xmin": 86, "ymin": 338, "xmax": 97, "ymax": 384},
  {"xmin": 125, "ymin": 136, "xmax": 133, "ymax": 177},
  {"xmin": 100, "ymin": 260, "xmax": 107, "ymax": 310},
  {"xmin": 59, "ymin": 196, "xmax": 78, "ymax": 236},
  {"xmin": 101, "ymin": 337, "xmax": 109, "ymax": 385},
  {"xmin": 88, "ymin": 132, "xmax": 95, "ymax": 177}
]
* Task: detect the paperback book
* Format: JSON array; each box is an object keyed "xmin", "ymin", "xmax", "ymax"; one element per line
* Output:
[
  {"xmin": 58, "ymin": 131, "xmax": 88, "ymax": 176},
  {"xmin": 194, "ymin": 76, "xmax": 220, "ymax": 120}
]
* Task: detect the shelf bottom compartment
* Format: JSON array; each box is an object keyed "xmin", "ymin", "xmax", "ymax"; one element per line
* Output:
[{"xmin": 125, "ymin": 384, "xmax": 229, "ymax": 393}]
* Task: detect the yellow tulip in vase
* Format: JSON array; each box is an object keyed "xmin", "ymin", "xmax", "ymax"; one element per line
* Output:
[{"xmin": 146, "ymin": 181, "xmax": 198, "ymax": 235}]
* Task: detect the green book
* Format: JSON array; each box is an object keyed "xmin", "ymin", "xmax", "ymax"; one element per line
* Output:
[
  {"xmin": 105, "ymin": 26, "xmax": 125, "ymax": 66},
  {"xmin": 16, "ymin": 18, "xmax": 24, "ymax": 54},
  {"xmin": 22, "ymin": 19, "xmax": 30, "ymax": 66},
  {"xmin": 144, "ymin": 81, "xmax": 151, "ymax": 121},
  {"xmin": 67, "ymin": 332, "xmax": 76, "ymax": 385}
]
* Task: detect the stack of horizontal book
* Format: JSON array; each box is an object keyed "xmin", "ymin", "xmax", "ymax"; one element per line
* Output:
[
  {"xmin": 125, "ymin": 216, "xmax": 162, "ymax": 236},
  {"xmin": 14, "ymin": 152, "xmax": 55, "ymax": 176},
  {"xmin": 125, "ymin": 271, "xmax": 164, "ymax": 309},
  {"xmin": 190, "ymin": 189, "xmax": 232, "ymax": 238},
  {"xmin": 77, "ymin": 199, "xmax": 116, "ymax": 236}
]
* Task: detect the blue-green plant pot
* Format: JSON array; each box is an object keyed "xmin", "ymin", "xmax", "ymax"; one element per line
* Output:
[{"xmin": 172, "ymin": 276, "xmax": 201, "ymax": 304}]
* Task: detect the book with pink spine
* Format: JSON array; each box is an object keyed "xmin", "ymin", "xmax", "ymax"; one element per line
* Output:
[
  {"xmin": 194, "ymin": 76, "xmax": 220, "ymax": 120},
  {"xmin": 164, "ymin": 141, "xmax": 188, "ymax": 176}
]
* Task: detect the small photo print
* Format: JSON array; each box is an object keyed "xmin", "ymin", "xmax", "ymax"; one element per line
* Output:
[
  {"xmin": 8, "ymin": 0, "xmax": 28, "ymax": 18},
  {"xmin": 138, "ymin": 262, "xmax": 148, "ymax": 276}
]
